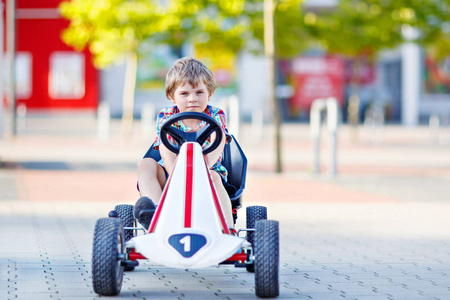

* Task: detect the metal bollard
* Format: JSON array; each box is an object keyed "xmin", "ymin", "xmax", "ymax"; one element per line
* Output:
[
  {"xmin": 219, "ymin": 95, "xmax": 240, "ymax": 140},
  {"xmin": 97, "ymin": 101, "xmax": 110, "ymax": 140},
  {"xmin": 141, "ymin": 103, "xmax": 155, "ymax": 141},
  {"xmin": 252, "ymin": 108, "xmax": 264, "ymax": 141},
  {"xmin": 310, "ymin": 97, "xmax": 339, "ymax": 176},
  {"xmin": 364, "ymin": 105, "xmax": 385, "ymax": 145},
  {"xmin": 429, "ymin": 114, "xmax": 440, "ymax": 144},
  {"xmin": 16, "ymin": 103, "xmax": 27, "ymax": 135},
  {"xmin": 310, "ymin": 99, "xmax": 326, "ymax": 174},
  {"xmin": 327, "ymin": 99, "xmax": 338, "ymax": 176}
]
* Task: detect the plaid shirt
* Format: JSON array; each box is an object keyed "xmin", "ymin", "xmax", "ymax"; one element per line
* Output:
[{"xmin": 153, "ymin": 105, "xmax": 231, "ymax": 181}]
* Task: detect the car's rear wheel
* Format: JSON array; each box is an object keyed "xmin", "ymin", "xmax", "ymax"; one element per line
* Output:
[
  {"xmin": 114, "ymin": 204, "xmax": 135, "ymax": 241},
  {"xmin": 114, "ymin": 204, "xmax": 136, "ymax": 271},
  {"xmin": 246, "ymin": 206, "xmax": 267, "ymax": 245}
]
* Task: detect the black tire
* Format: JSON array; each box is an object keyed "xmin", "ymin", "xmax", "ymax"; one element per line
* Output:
[
  {"xmin": 92, "ymin": 218, "xmax": 125, "ymax": 296},
  {"xmin": 246, "ymin": 206, "xmax": 267, "ymax": 245},
  {"xmin": 254, "ymin": 220, "xmax": 279, "ymax": 298},
  {"xmin": 114, "ymin": 204, "xmax": 136, "ymax": 271},
  {"xmin": 114, "ymin": 204, "xmax": 135, "ymax": 242},
  {"xmin": 246, "ymin": 206, "xmax": 267, "ymax": 273}
]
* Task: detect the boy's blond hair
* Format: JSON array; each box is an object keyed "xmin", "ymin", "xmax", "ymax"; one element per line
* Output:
[{"xmin": 165, "ymin": 57, "xmax": 217, "ymax": 100}]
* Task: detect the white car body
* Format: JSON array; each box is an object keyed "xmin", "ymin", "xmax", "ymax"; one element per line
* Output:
[{"xmin": 128, "ymin": 142, "xmax": 246, "ymax": 269}]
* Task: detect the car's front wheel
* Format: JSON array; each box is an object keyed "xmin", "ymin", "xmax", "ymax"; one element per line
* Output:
[
  {"xmin": 92, "ymin": 218, "xmax": 125, "ymax": 296},
  {"xmin": 254, "ymin": 219, "xmax": 279, "ymax": 298}
]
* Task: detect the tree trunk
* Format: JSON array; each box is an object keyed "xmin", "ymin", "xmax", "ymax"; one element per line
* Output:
[
  {"xmin": 265, "ymin": 0, "xmax": 282, "ymax": 173},
  {"xmin": 121, "ymin": 52, "xmax": 138, "ymax": 136}
]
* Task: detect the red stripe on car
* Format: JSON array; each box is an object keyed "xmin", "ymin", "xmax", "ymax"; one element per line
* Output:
[
  {"xmin": 205, "ymin": 158, "xmax": 230, "ymax": 234},
  {"xmin": 184, "ymin": 143, "xmax": 194, "ymax": 227}
]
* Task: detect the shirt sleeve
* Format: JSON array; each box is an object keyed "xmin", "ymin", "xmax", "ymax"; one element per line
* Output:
[
  {"xmin": 209, "ymin": 106, "xmax": 232, "ymax": 143},
  {"xmin": 153, "ymin": 106, "xmax": 175, "ymax": 150}
]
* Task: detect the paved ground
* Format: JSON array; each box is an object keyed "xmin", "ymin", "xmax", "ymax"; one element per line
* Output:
[{"xmin": 1, "ymin": 112, "xmax": 450, "ymax": 299}]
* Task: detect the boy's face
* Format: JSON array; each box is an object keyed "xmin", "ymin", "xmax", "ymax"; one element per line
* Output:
[{"xmin": 169, "ymin": 81, "xmax": 211, "ymax": 113}]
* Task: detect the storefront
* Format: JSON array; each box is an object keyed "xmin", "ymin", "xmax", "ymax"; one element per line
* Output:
[{"xmin": 4, "ymin": 0, "xmax": 98, "ymax": 110}]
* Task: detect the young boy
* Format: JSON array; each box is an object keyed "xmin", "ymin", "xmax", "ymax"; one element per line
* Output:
[{"xmin": 134, "ymin": 57, "xmax": 234, "ymax": 230}]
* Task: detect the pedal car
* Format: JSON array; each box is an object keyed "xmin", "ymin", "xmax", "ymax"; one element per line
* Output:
[{"xmin": 91, "ymin": 112, "xmax": 280, "ymax": 298}]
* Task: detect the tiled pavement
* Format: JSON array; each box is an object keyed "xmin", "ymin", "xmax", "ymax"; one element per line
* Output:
[
  {"xmin": 2, "ymin": 201, "xmax": 450, "ymax": 299},
  {"xmin": 1, "ymin": 114, "xmax": 450, "ymax": 299}
]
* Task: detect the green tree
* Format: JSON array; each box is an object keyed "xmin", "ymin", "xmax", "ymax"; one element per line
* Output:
[
  {"xmin": 303, "ymin": 0, "xmax": 403, "ymax": 127},
  {"xmin": 60, "ymin": 0, "xmax": 305, "ymax": 172},
  {"xmin": 59, "ymin": 0, "xmax": 167, "ymax": 134},
  {"xmin": 381, "ymin": 0, "xmax": 450, "ymax": 58},
  {"xmin": 59, "ymin": 0, "xmax": 307, "ymax": 89},
  {"xmin": 303, "ymin": 0, "xmax": 450, "ymax": 126},
  {"xmin": 188, "ymin": 0, "xmax": 308, "ymax": 58},
  {"xmin": 181, "ymin": 0, "xmax": 306, "ymax": 173}
]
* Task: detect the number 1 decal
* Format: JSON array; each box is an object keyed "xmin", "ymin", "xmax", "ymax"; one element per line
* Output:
[
  {"xmin": 168, "ymin": 234, "xmax": 207, "ymax": 258},
  {"xmin": 179, "ymin": 235, "xmax": 191, "ymax": 252}
]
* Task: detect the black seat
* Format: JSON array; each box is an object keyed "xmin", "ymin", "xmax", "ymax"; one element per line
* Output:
[
  {"xmin": 143, "ymin": 144, "xmax": 162, "ymax": 162},
  {"xmin": 221, "ymin": 135, "xmax": 247, "ymax": 211}
]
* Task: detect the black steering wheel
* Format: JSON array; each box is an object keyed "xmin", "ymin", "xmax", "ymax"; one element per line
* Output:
[{"xmin": 160, "ymin": 112, "xmax": 224, "ymax": 155}]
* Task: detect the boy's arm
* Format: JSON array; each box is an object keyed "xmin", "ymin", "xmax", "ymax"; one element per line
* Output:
[
  {"xmin": 205, "ymin": 130, "xmax": 226, "ymax": 169},
  {"xmin": 159, "ymin": 142, "xmax": 177, "ymax": 175}
]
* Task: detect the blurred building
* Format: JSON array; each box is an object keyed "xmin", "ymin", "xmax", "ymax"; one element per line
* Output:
[
  {"xmin": 2, "ymin": 0, "xmax": 450, "ymax": 128},
  {"xmin": 2, "ymin": 0, "xmax": 98, "ymax": 111},
  {"xmin": 235, "ymin": 0, "xmax": 450, "ymax": 126}
]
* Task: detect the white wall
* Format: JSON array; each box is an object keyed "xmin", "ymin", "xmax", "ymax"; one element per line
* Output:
[{"xmin": 236, "ymin": 53, "xmax": 269, "ymax": 121}]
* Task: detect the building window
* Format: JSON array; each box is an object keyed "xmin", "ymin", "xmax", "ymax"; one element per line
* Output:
[
  {"xmin": 3, "ymin": 52, "xmax": 32, "ymax": 99},
  {"xmin": 16, "ymin": 52, "xmax": 32, "ymax": 99},
  {"xmin": 49, "ymin": 52, "xmax": 85, "ymax": 99}
]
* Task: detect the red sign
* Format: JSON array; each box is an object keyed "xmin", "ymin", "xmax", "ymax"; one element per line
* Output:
[{"xmin": 291, "ymin": 56, "xmax": 344, "ymax": 109}]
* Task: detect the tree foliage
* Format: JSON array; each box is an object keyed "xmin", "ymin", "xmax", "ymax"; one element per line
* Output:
[
  {"xmin": 59, "ymin": 0, "xmax": 306, "ymax": 68},
  {"xmin": 59, "ymin": 0, "xmax": 165, "ymax": 67},
  {"xmin": 303, "ymin": 0, "xmax": 450, "ymax": 59}
]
